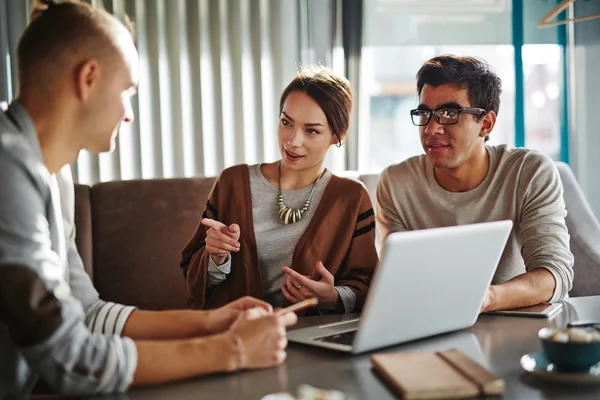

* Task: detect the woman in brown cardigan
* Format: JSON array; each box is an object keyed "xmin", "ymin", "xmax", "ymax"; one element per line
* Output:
[{"xmin": 181, "ymin": 66, "xmax": 378, "ymax": 314}]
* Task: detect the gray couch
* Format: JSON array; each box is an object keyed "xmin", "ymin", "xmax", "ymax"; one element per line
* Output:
[{"xmin": 556, "ymin": 162, "xmax": 600, "ymax": 296}]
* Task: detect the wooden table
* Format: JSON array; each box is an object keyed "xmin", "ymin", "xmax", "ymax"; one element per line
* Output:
[{"xmin": 119, "ymin": 296, "xmax": 600, "ymax": 399}]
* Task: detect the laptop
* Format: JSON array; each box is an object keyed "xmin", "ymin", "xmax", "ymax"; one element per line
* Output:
[{"xmin": 287, "ymin": 220, "xmax": 513, "ymax": 354}]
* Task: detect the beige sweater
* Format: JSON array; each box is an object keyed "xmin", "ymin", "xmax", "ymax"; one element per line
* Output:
[{"xmin": 376, "ymin": 145, "xmax": 574, "ymax": 302}]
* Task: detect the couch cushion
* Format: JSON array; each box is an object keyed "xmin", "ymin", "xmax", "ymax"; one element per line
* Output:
[
  {"xmin": 90, "ymin": 177, "xmax": 216, "ymax": 310},
  {"xmin": 359, "ymin": 173, "xmax": 379, "ymax": 209},
  {"xmin": 555, "ymin": 162, "xmax": 600, "ymax": 296},
  {"xmin": 74, "ymin": 184, "xmax": 94, "ymax": 280}
]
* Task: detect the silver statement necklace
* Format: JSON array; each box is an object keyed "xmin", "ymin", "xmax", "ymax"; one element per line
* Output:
[{"xmin": 278, "ymin": 162, "xmax": 324, "ymax": 225}]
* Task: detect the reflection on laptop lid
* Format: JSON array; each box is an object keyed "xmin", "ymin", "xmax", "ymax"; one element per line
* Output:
[{"xmin": 287, "ymin": 220, "xmax": 513, "ymax": 354}]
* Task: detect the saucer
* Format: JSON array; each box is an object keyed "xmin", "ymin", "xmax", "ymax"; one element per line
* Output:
[
  {"xmin": 521, "ymin": 353, "xmax": 600, "ymax": 384},
  {"xmin": 261, "ymin": 384, "xmax": 354, "ymax": 400}
]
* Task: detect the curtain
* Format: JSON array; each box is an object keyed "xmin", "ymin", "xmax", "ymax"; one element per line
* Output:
[
  {"xmin": 70, "ymin": 0, "xmax": 342, "ymax": 184},
  {"xmin": 0, "ymin": 0, "xmax": 27, "ymax": 102},
  {"xmin": 0, "ymin": 0, "xmax": 345, "ymax": 183}
]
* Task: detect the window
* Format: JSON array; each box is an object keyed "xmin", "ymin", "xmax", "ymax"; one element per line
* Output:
[
  {"xmin": 359, "ymin": 45, "xmax": 515, "ymax": 171},
  {"xmin": 523, "ymin": 44, "xmax": 563, "ymax": 160},
  {"xmin": 358, "ymin": 0, "xmax": 567, "ymax": 171}
]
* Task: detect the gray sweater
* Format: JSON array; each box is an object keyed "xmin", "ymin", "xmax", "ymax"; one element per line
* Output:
[
  {"xmin": 207, "ymin": 164, "xmax": 357, "ymax": 312},
  {"xmin": 376, "ymin": 145, "xmax": 574, "ymax": 302},
  {"xmin": 0, "ymin": 102, "xmax": 137, "ymax": 398}
]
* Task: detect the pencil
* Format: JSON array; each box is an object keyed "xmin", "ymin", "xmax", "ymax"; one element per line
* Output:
[{"xmin": 276, "ymin": 297, "xmax": 319, "ymax": 315}]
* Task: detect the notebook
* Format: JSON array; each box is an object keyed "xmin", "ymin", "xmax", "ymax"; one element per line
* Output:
[
  {"xmin": 484, "ymin": 302, "xmax": 562, "ymax": 318},
  {"xmin": 371, "ymin": 348, "xmax": 505, "ymax": 399}
]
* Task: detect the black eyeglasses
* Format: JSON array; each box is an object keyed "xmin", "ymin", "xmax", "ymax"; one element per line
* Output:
[{"xmin": 410, "ymin": 107, "xmax": 487, "ymax": 126}]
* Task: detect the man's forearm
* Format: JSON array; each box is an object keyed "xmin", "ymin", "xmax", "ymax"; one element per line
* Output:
[
  {"xmin": 122, "ymin": 310, "xmax": 217, "ymax": 340},
  {"xmin": 131, "ymin": 333, "xmax": 238, "ymax": 386},
  {"xmin": 488, "ymin": 268, "xmax": 556, "ymax": 311}
]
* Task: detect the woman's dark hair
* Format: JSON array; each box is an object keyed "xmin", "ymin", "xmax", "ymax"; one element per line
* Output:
[{"xmin": 279, "ymin": 65, "xmax": 353, "ymax": 145}]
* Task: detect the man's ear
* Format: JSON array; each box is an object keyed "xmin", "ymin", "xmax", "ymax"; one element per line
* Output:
[
  {"xmin": 480, "ymin": 111, "xmax": 497, "ymax": 139},
  {"xmin": 75, "ymin": 59, "xmax": 100, "ymax": 102}
]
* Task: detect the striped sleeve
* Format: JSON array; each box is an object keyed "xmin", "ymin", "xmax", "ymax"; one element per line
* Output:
[
  {"xmin": 201, "ymin": 199, "xmax": 219, "ymax": 221},
  {"xmin": 354, "ymin": 207, "xmax": 375, "ymax": 238},
  {"xmin": 180, "ymin": 174, "xmax": 224, "ymax": 308},
  {"xmin": 181, "ymin": 198, "xmax": 219, "ymax": 280},
  {"xmin": 86, "ymin": 302, "xmax": 136, "ymax": 336},
  {"xmin": 335, "ymin": 184, "xmax": 378, "ymax": 312}
]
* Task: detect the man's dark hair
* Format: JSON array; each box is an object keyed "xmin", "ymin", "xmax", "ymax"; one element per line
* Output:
[{"xmin": 416, "ymin": 55, "xmax": 502, "ymax": 142}]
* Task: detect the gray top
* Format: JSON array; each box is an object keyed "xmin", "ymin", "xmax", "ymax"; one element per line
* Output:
[
  {"xmin": 376, "ymin": 145, "xmax": 574, "ymax": 302},
  {"xmin": 0, "ymin": 102, "xmax": 137, "ymax": 398},
  {"xmin": 207, "ymin": 164, "xmax": 357, "ymax": 312}
]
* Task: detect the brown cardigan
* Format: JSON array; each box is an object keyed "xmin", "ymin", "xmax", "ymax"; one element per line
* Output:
[{"xmin": 180, "ymin": 164, "xmax": 378, "ymax": 313}]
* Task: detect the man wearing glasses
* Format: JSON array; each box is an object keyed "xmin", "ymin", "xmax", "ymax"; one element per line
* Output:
[{"xmin": 376, "ymin": 55, "xmax": 573, "ymax": 313}]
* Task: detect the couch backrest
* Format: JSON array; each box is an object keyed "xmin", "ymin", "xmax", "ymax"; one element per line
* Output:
[
  {"xmin": 72, "ymin": 163, "xmax": 600, "ymax": 310},
  {"xmin": 76, "ymin": 177, "xmax": 216, "ymax": 310},
  {"xmin": 74, "ymin": 184, "xmax": 93, "ymax": 279},
  {"xmin": 556, "ymin": 162, "xmax": 600, "ymax": 296}
]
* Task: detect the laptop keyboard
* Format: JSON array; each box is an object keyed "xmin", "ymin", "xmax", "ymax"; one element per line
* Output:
[{"xmin": 314, "ymin": 330, "xmax": 357, "ymax": 346}]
